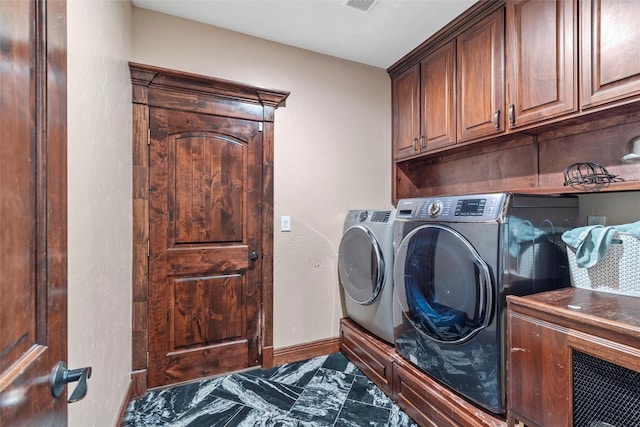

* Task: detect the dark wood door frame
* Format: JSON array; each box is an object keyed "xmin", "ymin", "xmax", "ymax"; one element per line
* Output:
[{"xmin": 129, "ymin": 63, "xmax": 289, "ymax": 396}]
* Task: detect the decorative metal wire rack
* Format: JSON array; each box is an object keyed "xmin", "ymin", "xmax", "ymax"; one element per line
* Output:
[{"xmin": 563, "ymin": 162, "xmax": 624, "ymax": 190}]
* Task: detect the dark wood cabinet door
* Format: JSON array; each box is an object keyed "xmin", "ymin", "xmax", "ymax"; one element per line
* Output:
[
  {"xmin": 507, "ymin": 290, "xmax": 640, "ymax": 427},
  {"xmin": 148, "ymin": 108, "xmax": 263, "ymax": 387},
  {"xmin": 506, "ymin": 0, "xmax": 577, "ymax": 128},
  {"xmin": 0, "ymin": 0, "xmax": 68, "ymax": 424},
  {"xmin": 581, "ymin": 0, "xmax": 640, "ymax": 108},
  {"xmin": 507, "ymin": 311, "xmax": 571, "ymax": 426},
  {"xmin": 392, "ymin": 64, "xmax": 421, "ymax": 160},
  {"xmin": 421, "ymin": 40, "xmax": 456, "ymax": 150},
  {"xmin": 457, "ymin": 8, "xmax": 505, "ymax": 142}
]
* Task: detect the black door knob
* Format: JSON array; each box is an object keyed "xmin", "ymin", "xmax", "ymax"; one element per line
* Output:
[
  {"xmin": 250, "ymin": 251, "xmax": 259, "ymax": 261},
  {"xmin": 50, "ymin": 361, "xmax": 92, "ymax": 403}
]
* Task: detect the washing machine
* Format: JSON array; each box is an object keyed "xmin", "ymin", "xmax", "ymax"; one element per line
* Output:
[
  {"xmin": 338, "ymin": 209, "xmax": 396, "ymax": 344},
  {"xmin": 393, "ymin": 193, "xmax": 578, "ymax": 414}
]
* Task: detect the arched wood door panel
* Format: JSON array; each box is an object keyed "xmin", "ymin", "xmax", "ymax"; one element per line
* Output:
[{"xmin": 148, "ymin": 109, "xmax": 262, "ymax": 387}]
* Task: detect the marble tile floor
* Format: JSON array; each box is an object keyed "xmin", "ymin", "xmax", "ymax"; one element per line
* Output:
[{"xmin": 124, "ymin": 352, "xmax": 419, "ymax": 426}]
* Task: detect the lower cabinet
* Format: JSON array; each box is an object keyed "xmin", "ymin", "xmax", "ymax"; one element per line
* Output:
[
  {"xmin": 340, "ymin": 317, "xmax": 394, "ymax": 396},
  {"xmin": 339, "ymin": 318, "xmax": 506, "ymax": 427},
  {"xmin": 507, "ymin": 288, "xmax": 640, "ymax": 427}
]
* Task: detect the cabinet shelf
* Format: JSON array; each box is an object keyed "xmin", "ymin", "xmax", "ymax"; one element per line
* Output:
[{"xmin": 505, "ymin": 181, "xmax": 640, "ymax": 196}]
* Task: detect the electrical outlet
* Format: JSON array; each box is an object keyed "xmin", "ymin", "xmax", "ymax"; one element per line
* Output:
[
  {"xmin": 587, "ymin": 215, "xmax": 606, "ymax": 226},
  {"xmin": 281, "ymin": 216, "xmax": 291, "ymax": 232}
]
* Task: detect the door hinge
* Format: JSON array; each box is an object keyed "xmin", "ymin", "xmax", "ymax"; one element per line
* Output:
[
  {"xmin": 259, "ymin": 122, "xmax": 263, "ymax": 132},
  {"xmin": 146, "ymin": 351, "xmax": 149, "ymax": 367},
  {"xmin": 147, "ymin": 128, "xmax": 150, "ymax": 145},
  {"xmin": 147, "ymin": 240, "xmax": 150, "ymax": 257}
]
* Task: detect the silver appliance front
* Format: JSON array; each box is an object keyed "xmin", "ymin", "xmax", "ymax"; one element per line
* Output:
[
  {"xmin": 339, "ymin": 225, "xmax": 385, "ymax": 305},
  {"xmin": 393, "ymin": 193, "xmax": 578, "ymax": 414},
  {"xmin": 339, "ymin": 210, "xmax": 395, "ymax": 344},
  {"xmin": 394, "ymin": 224, "xmax": 493, "ymax": 344}
]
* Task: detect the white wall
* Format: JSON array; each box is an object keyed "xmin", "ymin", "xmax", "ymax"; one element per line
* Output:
[
  {"xmin": 67, "ymin": 1, "xmax": 132, "ymax": 425},
  {"xmin": 131, "ymin": 9, "xmax": 392, "ymax": 348}
]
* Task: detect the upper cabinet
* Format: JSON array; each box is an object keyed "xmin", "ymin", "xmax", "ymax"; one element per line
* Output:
[
  {"xmin": 505, "ymin": 0, "xmax": 577, "ymax": 128},
  {"xmin": 422, "ymin": 41, "xmax": 457, "ymax": 152},
  {"xmin": 457, "ymin": 8, "xmax": 505, "ymax": 142},
  {"xmin": 391, "ymin": 5, "xmax": 503, "ymax": 160},
  {"xmin": 392, "ymin": 64, "xmax": 421, "ymax": 160},
  {"xmin": 389, "ymin": 0, "xmax": 640, "ymax": 200},
  {"xmin": 392, "ymin": 41, "xmax": 456, "ymax": 161},
  {"xmin": 580, "ymin": 0, "xmax": 640, "ymax": 109}
]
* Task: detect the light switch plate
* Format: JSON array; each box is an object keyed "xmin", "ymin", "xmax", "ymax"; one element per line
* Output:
[{"xmin": 281, "ymin": 216, "xmax": 291, "ymax": 232}]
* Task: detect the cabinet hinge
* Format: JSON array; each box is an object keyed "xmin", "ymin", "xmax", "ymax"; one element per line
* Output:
[
  {"xmin": 147, "ymin": 128, "xmax": 150, "ymax": 145},
  {"xmin": 259, "ymin": 122, "xmax": 263, "ymax": 132}
]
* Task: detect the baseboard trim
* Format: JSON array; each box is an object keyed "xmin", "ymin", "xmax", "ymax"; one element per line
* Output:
[
  {"xmin": 273, "ymin": 337, "xmax": 340, "ymax": 366},
  {"xmin": 116, "ymin": 370, "xmax": 147, "ymax": 426},
  {"xmin": 115, "ymin": 379, "xmax": 134, "ymax": 427}
]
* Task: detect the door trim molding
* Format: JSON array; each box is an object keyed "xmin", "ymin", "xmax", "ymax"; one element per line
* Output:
[{"xmin": 129, "ymin": 63, "xmax": 289, "ymax": 390}]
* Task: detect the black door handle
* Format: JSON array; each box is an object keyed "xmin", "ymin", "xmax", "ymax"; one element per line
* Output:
[
  {"xmin": 50, "ymin": 361, "xmax": 92, "ymax": 403},
  {"xmin": 250, "ymin": 251, "xmax": 259, "ymax": 261}
]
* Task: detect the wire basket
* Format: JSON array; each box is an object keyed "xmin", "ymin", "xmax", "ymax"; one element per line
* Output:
[
  {"xmin": 563, "ymin": 162, "xmax": 624, "ymax": 190},
  {"xmin": 566, "ymin": 232, "xmax": 640, "ymax": 296}
]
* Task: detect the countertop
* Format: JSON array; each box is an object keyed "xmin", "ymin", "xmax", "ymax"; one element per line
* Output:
[{"xmin": 507, "ymin": 287, "xmax": 640, "ymax": 349}]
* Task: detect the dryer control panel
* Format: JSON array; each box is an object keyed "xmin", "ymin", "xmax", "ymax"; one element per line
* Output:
[
  {"xmin": 396, "ymin": 193, "xmax": 507, "ymax": 222},
  {"xmin": 346, "ymin": 210, "xmax": 394, "ymax": 224}
]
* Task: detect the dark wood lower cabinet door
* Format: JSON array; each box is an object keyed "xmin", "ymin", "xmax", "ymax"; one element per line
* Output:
[{"xmin": 147, "ymin": 107, "xmax": 263, "ymax": 387}]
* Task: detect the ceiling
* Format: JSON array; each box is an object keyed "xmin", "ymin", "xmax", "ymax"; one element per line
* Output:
[{"xmin": 131, "ymin": 0, "xmax": 478, "ymax": 69}]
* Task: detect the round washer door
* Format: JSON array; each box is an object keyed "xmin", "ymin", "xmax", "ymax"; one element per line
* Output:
[
  {"xmin": 338, "ymin": 225, "xmax": 385, "ymax": 305},
  {"xmin": 394, "ymin": 224, "xmax": 493, "ymax": 343}
]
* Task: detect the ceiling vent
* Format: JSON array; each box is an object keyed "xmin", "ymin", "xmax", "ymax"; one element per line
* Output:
[{"xmin": 345, "ymin": 0, "xmax": 379, "ymax": 13}]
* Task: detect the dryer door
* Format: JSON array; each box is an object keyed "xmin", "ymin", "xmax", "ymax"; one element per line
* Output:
[
  {"xmin": 394, "ymin": 224, "xmax": 493, "ymax": 343},
  {"xmin": 338, "ymin": 225, "xmax": 385, "ymax": 305}
]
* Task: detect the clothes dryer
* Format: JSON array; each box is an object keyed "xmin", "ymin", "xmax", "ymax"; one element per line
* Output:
[
  {"xmin": 393, "ymin": 193, "xmax": 578, "ymax": 414},
  {"xmin": 338, "ymin": 209, "xmax": 395, "ymax": 344}
]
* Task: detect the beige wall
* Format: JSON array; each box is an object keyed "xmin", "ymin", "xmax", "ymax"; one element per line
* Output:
[
  {"xmin": 131, "ymin": 8, "xmax": 393, "ymax": 348},
  {"xmin": 578, "ymin": 192, "xmax": 640, "ymax": 226},
  {"xmin": 67, "ymin": 0, "xmax": 132, "ymax": 425}
]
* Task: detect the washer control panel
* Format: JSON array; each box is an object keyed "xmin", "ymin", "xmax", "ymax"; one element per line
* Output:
[
  {"xmin": 454, "ymin": 198, "xmax": 486, "ymax": 217},
  {"xmin": 396, "ymin": 193, "xmax": 507, "ymax": 221}
]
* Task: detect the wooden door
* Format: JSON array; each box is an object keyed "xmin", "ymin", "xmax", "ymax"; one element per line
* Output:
[
  {"xmin": 457, "ymin": 8, "xmax": 505, "ymax": 142},
  {"xmin": 506, "ymin": 0, "xmax": 577, "ymax": 128},
  {"xmin": 392, "ymin": 64, "xmax": 421, "ymax": 160},
  {"xmin": 421, "ymin": 40, "xmax": 456, "ymax": 151},
  {"xmin": 147, "ymin": 108, "xmax": 263, "ymax": 387},
  {"xmin": 0, "ymin": 0, "xmax": 68, "ymax": 424},
  {"xmin": 581, "ymin": 0, "xmax": 640, "ymax": 109}
]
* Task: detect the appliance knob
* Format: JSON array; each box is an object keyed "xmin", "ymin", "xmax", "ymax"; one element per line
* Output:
[
  {"xmin": 358, "ymin": 211, "xmax": 368, "ymax": 222},
  {"xmin": 428, "ymin": 200, "xmax": 444, "ymax": 217}
]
